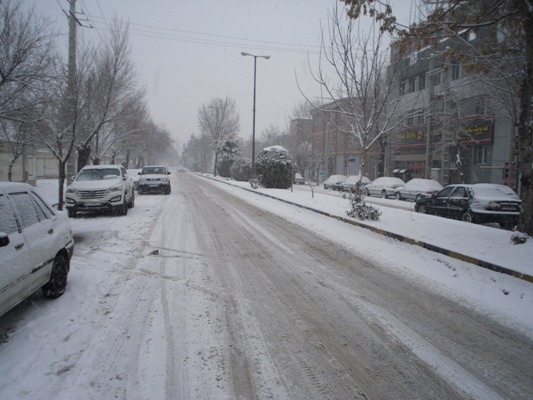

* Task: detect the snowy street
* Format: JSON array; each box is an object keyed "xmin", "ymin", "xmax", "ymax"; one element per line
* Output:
[{"xmin": 0, "ymin": 172, "xmax": 532, "ymax": 399}]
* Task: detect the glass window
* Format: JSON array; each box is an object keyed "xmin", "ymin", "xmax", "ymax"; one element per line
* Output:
[
  {"xmin": 10, "ymin": 193, "xmax": 39, "ymax": 230},
  {"xmin": 436, "ymin": 186, "xmax": 453, "ymax": 198},
  {"xmin": 419, "ymin": 72, "xmax": 426, "ymax": 90},
  {"xmin": 30, "ymin": 191, "xmax": 54, "ymax": 220},
  {"xmin": 452, "ymin": 62, "xmax": 462, "ymax": 80},
  {"xmin": 451, "ymin": 186, "xmax": 467, "ymax": 198},
  {"xmin": 0, "ymin": 194, "xmax": 19, "ymax": 234},
  {"xmin": 408, "ymin": 76, "xmax": 416, "ymax": 93}
]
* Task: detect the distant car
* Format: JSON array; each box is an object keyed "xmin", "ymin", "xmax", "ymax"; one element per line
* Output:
[
  {"xmin": 0, "ymin": 182, "xmax": 74, "ymax": 317},
  {"xmin": 65, "ymin": 164, "xmax": 135, "ymax": 217},
  {"xmin": 293, "ymin": 173, "xmax": 305, "ymax": 185},
  {"xmin": 364, "ymin": 177, "xmax": 405, "ymax": 198},
  {"xmin": 341, "ymin": 175, "xmax": 372, "ymax": 193},
  {"xmin": 138, "ymin": 165, "xmax": 171, "ymax": 195},
  {"xmin": 323, "ymin": 175, "xmax": 347, "ymax": 190},
  {"xmin": 414, "ymin": 183, "xmax": 521, "ymax": 229},
  {"xmin": 394, "ymin": 178, "xmax": 443, "ymax": 201},
  {"xmin": 127, "ymin": 168, "xmax": 142, "ymax": 191}
]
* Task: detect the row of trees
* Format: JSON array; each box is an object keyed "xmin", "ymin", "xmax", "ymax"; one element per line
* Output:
[{"xmin": 0, "ymin": 0, "xmax": 175, "ymax": 208}]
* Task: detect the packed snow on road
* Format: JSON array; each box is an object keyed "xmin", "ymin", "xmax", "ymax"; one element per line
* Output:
[{"xmin": 0, "ymin": 172, "xmax": 532, "ymax": 400}]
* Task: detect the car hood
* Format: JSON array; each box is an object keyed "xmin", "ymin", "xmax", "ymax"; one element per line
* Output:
[{"xmin": 69, "ymin": 179, "xmax": 123, "ymax": 190}]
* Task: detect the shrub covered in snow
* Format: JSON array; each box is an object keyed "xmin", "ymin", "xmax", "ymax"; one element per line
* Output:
[
  {"xmin": 255, "ymin": 146, "xmax": 294, "ymax": 189},
  {"xmin": 216, "ymin": 139, "xmax": 239, "ymax": 178},
  {"xmin": 346, "ymin": 200, "xmax": 382, "ymax": 221},
  {"xmin": 230, "ymin": 158, "xmax": 253, "ymax": 182}
]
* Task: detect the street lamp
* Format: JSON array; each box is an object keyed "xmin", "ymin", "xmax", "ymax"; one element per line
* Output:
[{"xmin": 241, "ymin": 51, "xmax": 270, "ymax": 178}]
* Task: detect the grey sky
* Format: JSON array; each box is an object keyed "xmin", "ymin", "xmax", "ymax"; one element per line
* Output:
[{"xmin": 26, "ymin": 0, "xmax": 417, "ymax": 153}]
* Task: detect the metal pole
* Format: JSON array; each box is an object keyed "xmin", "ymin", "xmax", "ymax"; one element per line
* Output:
[{"xmin": 252, "ymin": 56, "xmax": 257, "ymax": 175}]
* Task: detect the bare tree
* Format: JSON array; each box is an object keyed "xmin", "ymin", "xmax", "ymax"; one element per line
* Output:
[
  {"xmin": 197, "ymin": 97, "xmax": 240, "ymax": 176},
  {"xmin": 0, "ymin": 0, "xmax": 58, "ymax": 181},
  {"xmin": 259, "ymin": 124, "xmax": 284, "ymax": 148},
  {"xmin": 304, "ymin": 5, "xmax": 411, "ymax": 200},
  {"xmin": 76, "ymin": 19, "xmax": 145, "ymax": 169}
]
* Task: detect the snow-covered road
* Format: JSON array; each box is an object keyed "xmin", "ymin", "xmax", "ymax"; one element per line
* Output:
[{"xmin": 0, "ymin": 173, "xmax": 532, "ymax": 399}]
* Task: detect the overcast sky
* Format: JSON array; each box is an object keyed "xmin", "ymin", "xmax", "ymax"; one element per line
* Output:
[{"xmin": 25, "ymin": 0, "xmax": 418, "ymax": 154}]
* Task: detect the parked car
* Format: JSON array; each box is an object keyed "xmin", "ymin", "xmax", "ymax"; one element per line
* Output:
[
  {"xmin": 0, "ymin": 182, "xmax": 74, "ymax": 317},
  {"xmin": 341, "ymin": 175, "xmax": 372, "ymax": 193},
  {"xmin": 294, "ymin": 173, "xmax": 305, "ymax": 185},
  {"xmin": 138, "ymin": 165, "xmax": 171, "ymax": 194},
  {"xmin": 127, "ymin": 168, "xmax": 142, "ymax": 191},
  {"xmin": 394, "ymin": 178, "xmax": 443, "ymax": 201},
  {"xmin": 364, "ymin": 177, "xmax": 405, "ymax": 198},
  {"xmin": 414, "ymin": 183, "xmax": 521, "ymax": 229},
  {"xmin": 65, "ymin": 164, "xmax": 135, "ymax": 217},
  {"xmin": 323, "ymin": 174, "xmax": 347, "ymax": 190}
]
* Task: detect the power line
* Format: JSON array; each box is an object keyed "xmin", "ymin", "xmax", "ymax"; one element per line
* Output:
[{"xmin": 85, "ymin": 14, "xmax": 321, "ymax": 55}]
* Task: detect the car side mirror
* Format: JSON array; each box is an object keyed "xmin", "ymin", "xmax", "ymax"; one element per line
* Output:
[{"xmin": 0, "ymin": 233, "xmax": 10, "ymax": 247}]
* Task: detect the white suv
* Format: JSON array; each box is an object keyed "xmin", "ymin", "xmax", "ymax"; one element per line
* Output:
[
  {"xmin": 138, "ymin": 165, "xmax": 171, "ymax": 194},
  {"xmin": 65, "ymin": 165, "xmax": 135, "ymax": 217},
  {"xmin": 0, "ymin": 182, "xmax": 74, "ymax": 317}
]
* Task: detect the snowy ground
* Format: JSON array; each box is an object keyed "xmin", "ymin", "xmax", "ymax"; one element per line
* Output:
[{"xmin": 0, "ymin": 173, "xmax": 531, "ymax": 399}]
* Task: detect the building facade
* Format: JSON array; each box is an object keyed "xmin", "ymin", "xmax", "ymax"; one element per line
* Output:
[{"xmin": 388, "ymin": 28, "xmax": 517, "ymax": 188}]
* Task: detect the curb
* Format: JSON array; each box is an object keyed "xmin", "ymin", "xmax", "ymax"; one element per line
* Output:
[{"xmin": 201, "ymin": 175, "xmax": 533, "ymax": 284}]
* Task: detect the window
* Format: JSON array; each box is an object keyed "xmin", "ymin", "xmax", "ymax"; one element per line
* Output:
[
  {"xmin": 451, "ymin": 186, "xmax": 467, "ymax": 198},
  {"xmin": 436, "ymin": 186, "xmax": 453, "ymax": 198},
  {"xmin": 451, "ymin": 62, "xmax": 462, "ymax": 80},
  {"xmin": 416, "ymin": 112, "xmax": 426, "ymax": 125},
  {"xmin": 432, "ymin": 71, "xmax": 441, "ymax": 87},
  {"xmin": 10, "ymin": 192, "xmax": 39, "ymax": 229},
  {"xmin": 474, "ymin": 145, "xmax": 487, "ymax": 165},
  {"xmin": 408, "ymin": 76, "xmax": 416, "ymax": 93},
  {"xmin": 476, "ymin": 96, "xmax": 489, "ymax": 115},
  {"xmin": 409, "ymin": 51, "xmax": 417, "ymax": 65},
  {"xmin": 419, "ymin": 72, "xmax": 426, "ymax": 90},
  {"xmin": 399, "ymin": 80, "xmax": 405, "ymax": 95},
  {"xmin": 0, "ymin": 194, "xmax": 19, "ymax": 234}
]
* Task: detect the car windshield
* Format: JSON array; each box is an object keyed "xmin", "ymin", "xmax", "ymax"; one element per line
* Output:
[
  {"xmin": 142, "ymin": 167, "xmax": 166, "ymax": 174},
  {"xmin": 76, "ymin": 168, "xmax": 120, "ymax": 181}
]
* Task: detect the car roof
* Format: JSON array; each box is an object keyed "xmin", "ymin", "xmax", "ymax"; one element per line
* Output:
[
  {"xmin": 0, "ymin": 181, "xmax": 34, "ymax": 192},
  {"xmin": 80, "ymin": 164, "xmax": 123, "ymax": 170}
]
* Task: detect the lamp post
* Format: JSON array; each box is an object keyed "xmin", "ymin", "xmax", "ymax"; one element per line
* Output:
[{"xmin": 241, "ymin": 52, "xmax": 270, "ymax": 177}]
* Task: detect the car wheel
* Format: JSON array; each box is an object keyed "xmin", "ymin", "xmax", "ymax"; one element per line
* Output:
[
  {"xmin": 166, "ymin": 186, "xmax": 171, "ymax": 195},
  {"xmin": 67, "ymin": 208, "xmax": 76, "ymax": 218},
  {"xmin": 364, "ymin": 187, "xmax": 370, "ymax": 196},
  {"xmin": 461, "ymin": 211, "xmax": 473, "ymax": 223},
  {"xmin": 381, "ymin": 190, "xmax": 388, "ymax": 199},
  {"xmin": 42, "ymin": 253, "xmax": 68, "ymax": 298},
  {"xmin": 128, "ymin": 192, "xmax": 135, "ymax": 208},
  {"xmin": 323, "ymin": 185, "xmax": 327, "ymax": 190},
  {"xmin": 395, "ymin": 192, "xmax": 401, "ymax": 200},
  {"xmin": 500, "ymin": 219, "xmax": 517, "ymax": 230},
  {"xmin": 416, "ymin": 204, "xmax": 427, "ymax": 213}
]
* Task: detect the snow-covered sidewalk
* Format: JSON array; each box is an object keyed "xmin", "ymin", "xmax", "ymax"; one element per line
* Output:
[{"xmin": 200, "ymin": 174, "xmax": 533, "ymax": 280}]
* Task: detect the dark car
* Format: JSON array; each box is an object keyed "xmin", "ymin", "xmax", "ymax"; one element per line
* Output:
[{"xmin": 414, "ymin": 183, "xmax": 521, "ymax": 229}]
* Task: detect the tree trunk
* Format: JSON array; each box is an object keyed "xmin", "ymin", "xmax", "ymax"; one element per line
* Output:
[
  {"xmin": 517, "ymin": 7, "xmax": 533, "ymax": 236},
  {"xmin": 77, "ymin": 145, "xmax": 91, "ymax": 172},
  {"xmin": 57, "ymin": 160, "xmax": 67, "ymax": 211}
]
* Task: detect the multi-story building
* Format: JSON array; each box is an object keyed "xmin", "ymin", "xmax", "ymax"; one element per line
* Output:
[
  {"xmin": 309, "ymin": 101, "xmax": 380, "ymax": 182},
  {"xmin": 389, "ymin": 28, "xmax": 517, "ymax": 187}
]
